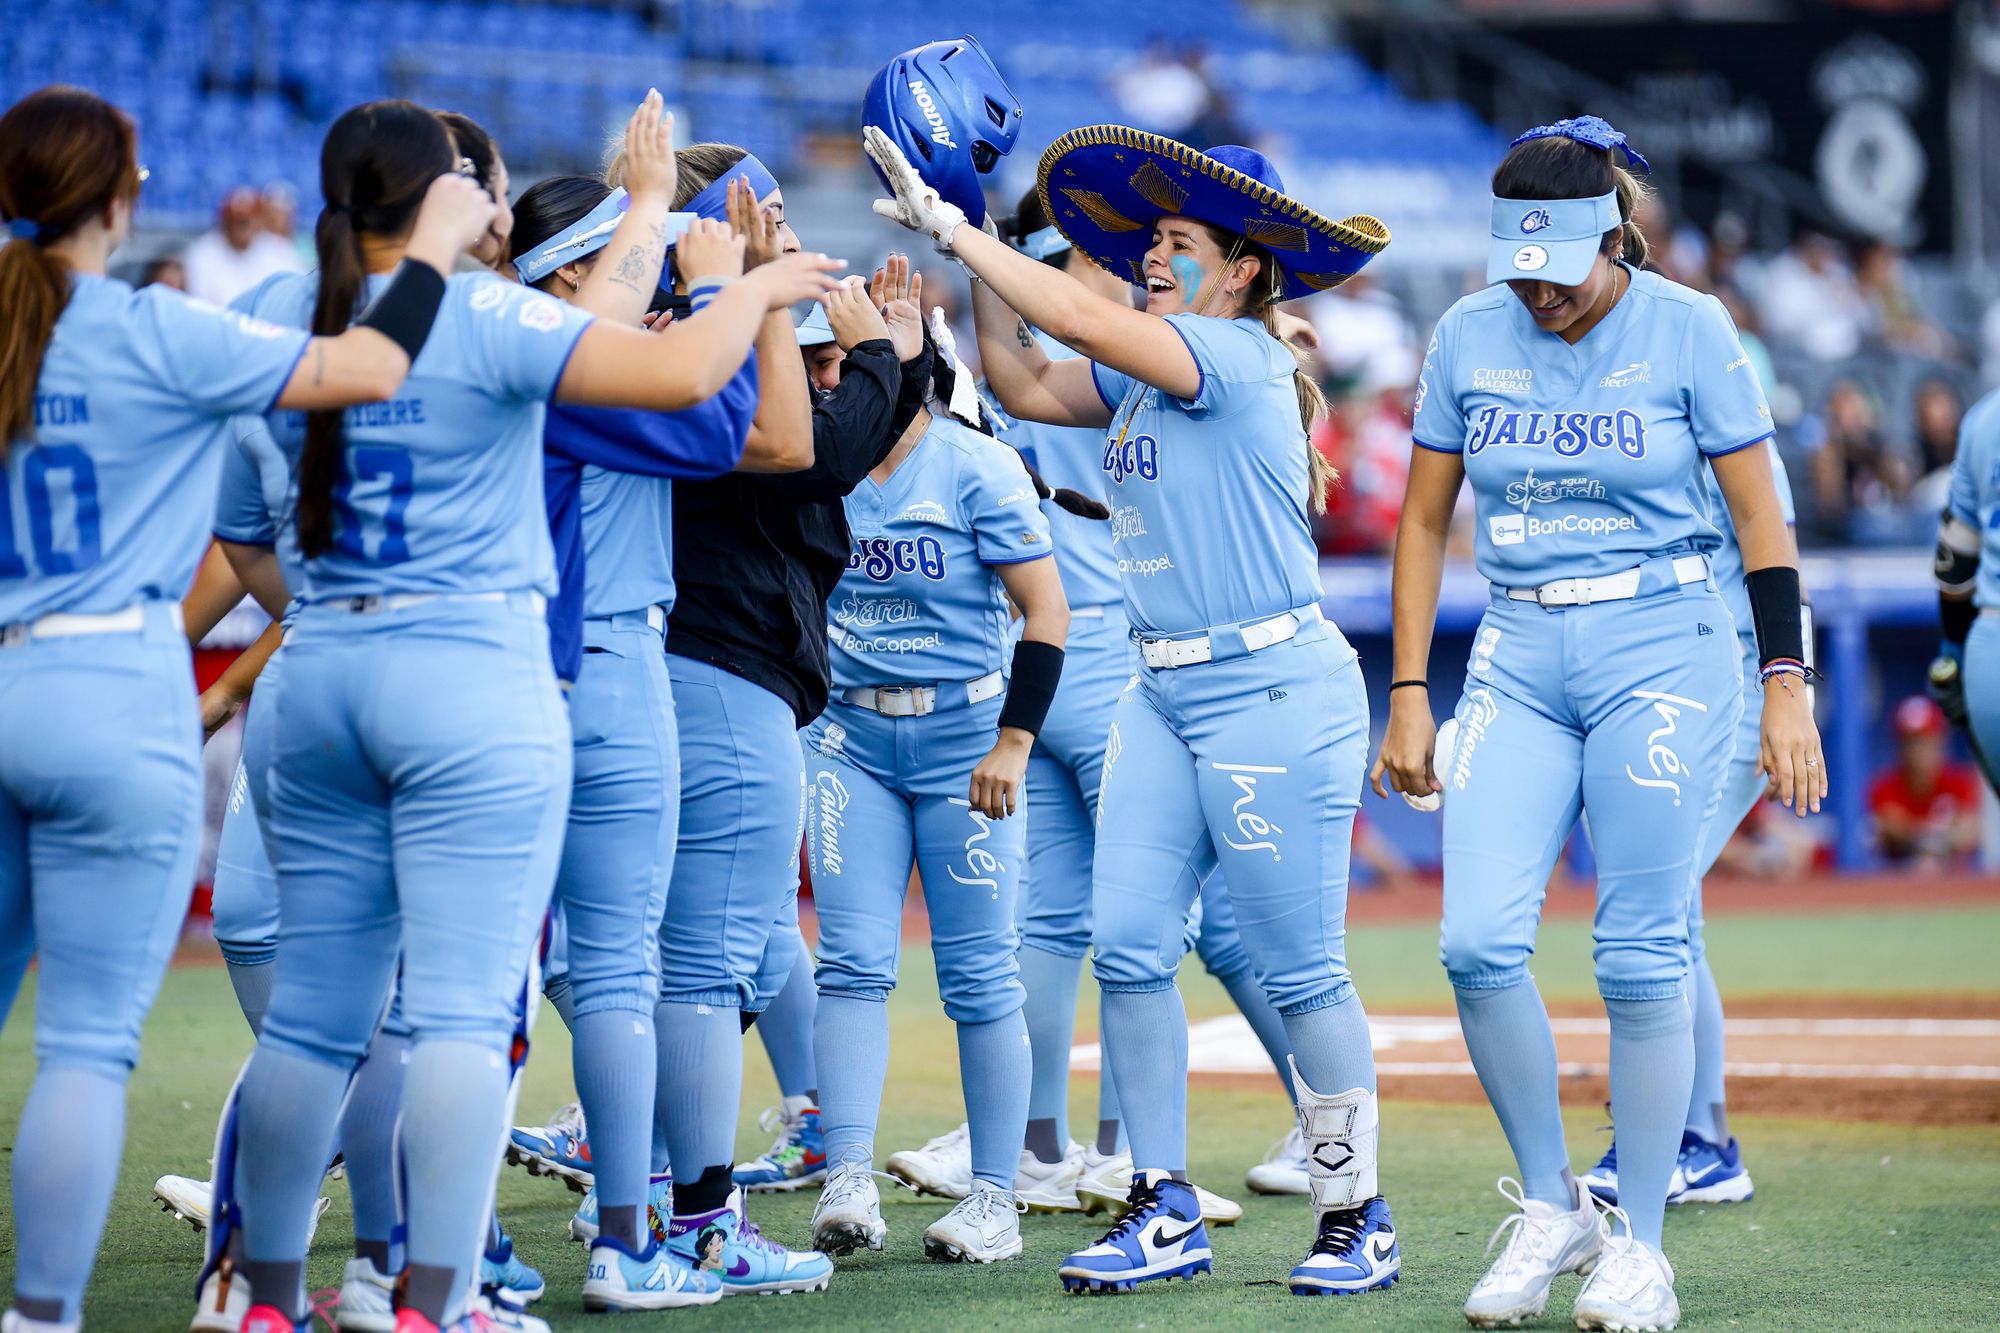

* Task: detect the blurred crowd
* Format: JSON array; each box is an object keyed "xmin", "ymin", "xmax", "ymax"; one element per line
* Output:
[
  {"xmin": 1305, "ymin": 202, "xmax": 1987, "ymax": 556},
  {"xmin": 140, "ymin": 182, "xmax": 309, "ymax": 306}
]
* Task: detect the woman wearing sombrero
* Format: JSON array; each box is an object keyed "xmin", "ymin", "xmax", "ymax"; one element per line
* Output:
[{"xmin": 866, "ymin": 123, "xmax": 1400, "ymax": 1297}]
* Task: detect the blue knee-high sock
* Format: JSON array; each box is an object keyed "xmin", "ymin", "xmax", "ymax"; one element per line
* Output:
[
  {"xmin": 225, "ymin": 960, "xmax": 276, "ymax": 1038},
  {"xmin": 653, "ymin": 1000, "xmax": 742, "ymax": 1178},
  {"xmin": 542, "ymin": 972, "xmax": 576, "ymax": 1035},
  {"xmin": 957, "ymin": 1011, "xmax": 1031, "ymax": 1186},
  {"xmin": 237, "ymin": 1046, "xmax": 351, "ymax": 1312},
  {"xmin": 339, "ymin": 1032, "xmax": 410, "ymax": 1265},
  {"xmin": 1455, "ymin": 980, "xmax": 1571, "ymax": 1208},
  {"xmin": 1099, "ymin": 988, "xmax": 1188, "ymax": 1172},
  {"xmin": 1606, "ymin": 996, "xmax": 1695, "ymax": 1249},
  {"xmin": 1017, "ymin": 944, "xmax": 1081, "ymax": 1144},
  {"xmin": 10, "ymin": 1067, "xmax": 129, "ymax": 1323},
  {"xmin": 1218, "ymin": 966, "xmax": 1300, "ymax": 1099},
  {"xmin": 398, "ymin": 1040, "xmax": 509, "ymax": 1322},
  {"xmin": 813, "ymin": 993, "xmax": 889, "ymax": 1167},
  {"xmin": 1095, "ymin": 989, "xmax": 1125, "ymax": 1154},
  {"xmin": 756, "ymin": 941, "xmax": 819, "ymax": 1099},
  {"xmin": 1686, "ymin": 954, "xmax": 1726, "ymax": 1142},
  {"xmin": 574, "ymin": 1007, "xmax": 656, "ymax": 1215},
  {"xmin": 1280, "ymin": 986, "xmax": 1371, "ymax": 1099}
]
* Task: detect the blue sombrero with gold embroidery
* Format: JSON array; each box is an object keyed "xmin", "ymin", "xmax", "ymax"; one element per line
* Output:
[{"xmin": 1036, "ymin": 125, "xmax": 1389, "ymax": 299}]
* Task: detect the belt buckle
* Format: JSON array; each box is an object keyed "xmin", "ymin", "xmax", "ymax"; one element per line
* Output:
[
  {"xmin": 0, "ymin": 623, "xmax": 25, "ymax": 648},
  {"xmin": 347, "ymin": 594, "xmax": 383, "ymax": 614}
]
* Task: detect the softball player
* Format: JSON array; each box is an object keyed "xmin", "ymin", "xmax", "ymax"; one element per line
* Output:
[
  {"xmin": 1374, "ymin": 117, "xmax": 1824, "ymax": 1331},
  {"xmin": 869, "ymin": 122, "xmax": 1399, "ymax": 1296},
  {"xmin": 0, "ymin": 85, "xmax": 478, "ymax": 1333},
  {"xmin": 1580, "ymin": 444, "xmax": 1800, "ymax": 1212},
  {"xmin": 802, "ymin": 348, "xmax": 1071, "ymax": 1265},
  {"xmin": 220, "ymin": 100, "xmax": 835, "ymax": 1332},
  {"xmin": 1933, "ymin": 387, "xmax": 2000, "ymax": 791}
]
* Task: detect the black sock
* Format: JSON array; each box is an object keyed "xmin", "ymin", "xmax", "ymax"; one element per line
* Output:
[
  {"xmin": 1095, "ymin": 1118, "xmax": 1121, "ymax": 1156},
  {"xmin": 674, "ymin": 1163, "xmax": 736, "ymax": 1217},
  {"xmin": 1025, "ymin": 1117, "xmax": 1063, "ymax": 1164},
  {"xmin": 240, "ymin": 1259, "xmax": 304, "ymax": 1320},
  {"xmin": 601, "ymin": 1203, "xmax": 642, "ymax": 1250},
  {"xmin": 401, "ymin": 1263, "xmax": 456, "ymax": 1324},
  {"xmin": 355, "ymin": 1237, "xmax": 393, "ymax": 1271}
]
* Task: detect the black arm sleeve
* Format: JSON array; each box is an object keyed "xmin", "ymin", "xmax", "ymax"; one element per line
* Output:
[
  {"xmin": 753, "ymin": 339, "xmax": 902, "ymax": 502},
  {"xmin": 888, "ymin": 339, "xmax": 935, "ymax": 442}
]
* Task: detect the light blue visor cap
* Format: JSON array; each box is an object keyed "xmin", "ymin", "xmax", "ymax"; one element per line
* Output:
[
  {"xmin": 795, "ymin": 303, "xmax": 836, "ymax": 347},
  {"xmin": 1486, "ymin": 189, "xmax": 1622, "ymax": 287}
]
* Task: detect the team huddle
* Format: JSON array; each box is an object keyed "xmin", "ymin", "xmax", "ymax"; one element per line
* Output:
[{"xmin": 44, "ymin": 25, "xmax": 2000, "ymax": 1333}]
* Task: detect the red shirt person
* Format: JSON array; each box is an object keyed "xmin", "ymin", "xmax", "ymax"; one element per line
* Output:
[{"xmin": 1868, "ymin": 695, "xmax": 1983, "ymax": 866}]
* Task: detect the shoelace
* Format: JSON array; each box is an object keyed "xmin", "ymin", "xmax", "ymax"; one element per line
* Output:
[
  {"xmin": 753, "ymin": 1104, "xmax": 806, "ymax": 1157},
  {"xmin": 955, "ymin": 1185, "xmax": 1026, "ymax": 1227},
  {"xmin": 1481, "ymin": 1178, "xmax": 1575, "ymax": 1280},
  {"xmin": 1094, "ymin": 1176, "xmax": 1169, "ymax": 1245},
  {"xmin": 548, "ymin": 1101, "xmax": 585, "ymax": 1138},
  {"xmin": 1306, "ymin": 1203, "xmax": 1368, "ymax": 1256}
]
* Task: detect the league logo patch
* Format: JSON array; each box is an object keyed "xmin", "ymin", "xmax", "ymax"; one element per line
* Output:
[
  {"xmin": 518, "ymin": 298, "xmax": 564, "ymax": 332},
  {"xmin": 1518, "ymin": 208, "xmax": 1553, "ymax": 234}
]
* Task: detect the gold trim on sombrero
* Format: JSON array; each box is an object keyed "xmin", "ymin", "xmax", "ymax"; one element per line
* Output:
[
  {"xmin": 1128, "ymin": 160, "xmax": 1188, "ymax": 214},
  {"xmin": 1244, "ymin": 219, "xmax": 1309, "ymax": 253},
  {"xmin": 1036, "ymin": 124, "xmax": 1393, "ymax": 259},
  {"xmin": 1296, "ymin": 270, "xmax": 1356, "ymax": 292},
  {"xmin": 1059, "ymin": 187, "xmax": 1144, "ymax": 234}
]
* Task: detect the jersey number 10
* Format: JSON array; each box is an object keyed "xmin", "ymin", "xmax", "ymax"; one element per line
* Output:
[{"xmin": 0, "ymin": 444, "xmax": 103, "ymax": 578}]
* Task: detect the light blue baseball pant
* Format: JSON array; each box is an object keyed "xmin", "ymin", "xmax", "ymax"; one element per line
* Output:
[
  {"xmin": 1967, "ymin": 615, "xmax": 2000, "ymax": 787},
  {"xmin": 0, "ymin": 602, "xmax": 201, "ymax": 1324},
  {"xmin": 1090, "ymin": 615, "xmax": 1373, "ymax": 1173},
  {"xmin": 237, "ymin": 597, "xmax": 569, "ymax": 1317},
  {"xmin": 553, "ymin": 611, "xmax": 678, "ymax": 1223},
  {"xmin": 212, "ymin": 752, "xmax": 280, "ymax": 969},
  {"xmin": 804, "ymin": 694, "xmax": 1030, "ymax": 1185},
  {"xmin": 1440, "ymin": 567, "xmax": 1741, "ymax": 1248}
]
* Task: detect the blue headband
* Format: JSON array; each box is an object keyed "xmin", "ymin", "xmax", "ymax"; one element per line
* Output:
[
  {"xmin": 684, "ymin": 153, "xmax": 780, "ymax": 223},
  {"xmin": 1511, "ymin": 115, "xmax": 1650, "ymax": 173},
  {"xmin": 1018, "ymin": 224, "xmax": 1071, "ymax": 261},
  {"xmin": 5, "ymin": 217, "xmax": 40, "ymax": 241},
  {"xmin": 513, "ymin": 189, "xmax": 699, "ymax": 286}
]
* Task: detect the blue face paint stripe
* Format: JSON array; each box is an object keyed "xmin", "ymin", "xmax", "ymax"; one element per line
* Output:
[{"xmin": 1169, "ymin": 255, "xmax": 1204, "ymax": 312}]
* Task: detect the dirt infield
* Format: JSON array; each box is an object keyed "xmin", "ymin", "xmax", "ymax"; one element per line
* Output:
[{"xmin": 1073, "ymin": 991, "xmax": 2000, "ymax": 1126}]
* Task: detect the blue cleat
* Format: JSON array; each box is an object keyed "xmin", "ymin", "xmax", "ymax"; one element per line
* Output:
[
  {"xmin": 505, "ymin": 1103, "xmax": 593, "ymax": 1194},
  {"xmin": 1288, "ymin": 1195, "xmax": 1400, "ymax": 1295},
  {"xmin": 667, "ymin": 1185, "xmax": 833, "ymax": 1295},
  {"xmin": 1058, "ymin": 1172, "xmax": 1212, "ymax": 1294},
  {"xmin": 1669, "ymin": 1130, "xmax": 1754, "ymax": 1205},
  {"xmin": 582, "ymin": 1235, "xmax": 723, "ymax": 1311},
  {"xmin": 1581, "ymin": 1139, "xmax": 1620, "ymax": 1205},
  {"xmin": 569, "ymin": 1171, "xmax": 672, "ymax": 1244},
  {"xmin": 733, "ymin": 1100, "xmax": 828, "ymax": 1193},
  {"xmin": 480, "ymin": 1228, "xmax": 545, "ymax": 1305}
]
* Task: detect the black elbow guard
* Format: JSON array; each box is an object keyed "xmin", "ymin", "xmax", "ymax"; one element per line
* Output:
[
  {"xmin": 997, "ymin": 639, "xmax": 1064, "ymax": 737},
  {"xmin": 1935, "ymin": 512, "xmax": 1981, "ymax": 598},
  {"xmin": 1744, "ymin": 565, "xmax": 1806, "ymax": 670}
]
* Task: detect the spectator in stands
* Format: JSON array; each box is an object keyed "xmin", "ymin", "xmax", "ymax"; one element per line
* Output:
[
  {"xmin": 1855, "ymin": 240, "xmax": 1949, "ymax": 360},
  {"xmin": 181, "ymin": 185, "xmax": 305, "ymax": 306},
  {"xmin": 1306, "ymin": 270, "xmax": 1415, "ymax": 397},
  {"xmin": 1755, "ymin": 230, "xmax": 1866, "ymax": 363},
  {"xmin": 1907, "ymin": 377, "xmax": 1965, "ymax": 520},
  {"xmin": 140, "ymin": 255, "xmax": 186, "ymax": 290},
  {"xmin": 1805, "ymin": 377, "xmax": 1910, "ymax": 545},
  {"xmin": 259, "ymin": 179, "xmax": 314, "ymax": 266},
  {"xmin": 1315, "ymin": 350, "xmax": 1416, "ymax": 555},
  {"xmin": 1110, "ymin": 37, "xmax": 1210, "ymax": 139},
  {"xmin": 1869, "ymin": 695, "xmax": 1983, "ymax": 867}
]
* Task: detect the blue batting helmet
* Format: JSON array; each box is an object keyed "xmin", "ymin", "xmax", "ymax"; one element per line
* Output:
[{"xmin": 862, "ymin": 34, "xmax": 1022, "ymax": 223}]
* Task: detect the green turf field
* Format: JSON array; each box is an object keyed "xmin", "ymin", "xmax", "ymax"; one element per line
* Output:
[{"xmin": 2, "ymin": 907, "xmax": 1996, "ymax": 1330}]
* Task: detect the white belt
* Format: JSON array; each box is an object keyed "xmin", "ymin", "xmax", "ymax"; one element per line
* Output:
[
  {"xmin": 1505, "ymin": 554, "xmax": 1709, "ymax": 608},
  {"xmin": 316, "ymin": 590, "xmax": 547, "ymax": 615},
  {"xmin": 1069, "ymin": 604, "xmax": 1112, "ymax": 620},
  {"xmin": 1137, "ymin": 605, "xmax": 1320, "ymax": 670},
  {"xmin": 842, "ymin": 669, "xmax": 1004, "ymax": 717},
  {"xmin": 586, "ymin": 604, "xmax": 667, "ymax": 633},
  {"xmin": 0, "ymin": 602, "xmax": 174, "ymax": 648}
]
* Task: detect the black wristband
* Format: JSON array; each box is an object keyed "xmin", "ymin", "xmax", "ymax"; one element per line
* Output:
[
  {"xmin": 354, "ymin": 259, "xmax": 449, "ymax": 364},
  {"xmin": 998, "ymin": 639, "xmax": 1065, "ymax": 738},
  {"xmin": 1389, "ymin": 679, "xmax": 1428, "ymax": 692},
  {"xmin": 1744, "ymin": 565, "xmax": 1805, "ymax": 667}
]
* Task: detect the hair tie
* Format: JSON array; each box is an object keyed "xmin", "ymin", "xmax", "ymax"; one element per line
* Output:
[
  {"xmin": 6, "ymin": 217, "xmax": 42, "ymax": 242},
  {"xmin": 1511, "ymin": 115, "xmax": 1650, "ymax": 173}
]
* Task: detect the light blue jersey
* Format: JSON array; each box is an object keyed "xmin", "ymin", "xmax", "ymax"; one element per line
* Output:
[
  {"xmin": 1703, "ymin": 441, "xmax": 1796, "ymax": 643},
  {"xmin": 827, "ymin": 414, "xmax": 1050, "ymax": 686},
  {"xmin": 0, "ymin": 275, "xmax": 307, "ymax": 625},
  {"xmin": 1090, "ymin": 314, "xmax": 1321, "ymax": 635},
  {"xmin": 213, "ymin": 416, "xmax": 305, "ymax": 602},
  {"xmin": 996, "ymin": 332, "xmax": 1120, "ymax": 610},
  {"xmin": 580, "ymin": 466, "xmax": 674, "ymax": 618},
  {"xmin": 239, "ymin": 270, "xmax": 592, "ymax": 600},
  {"xmin": 1413, "ymin": 267, "xmax": 1772, "ymax": 586},
  {"xmin": 1947, "ymin": 387, "xmax": 2000, "ymax": 610}
]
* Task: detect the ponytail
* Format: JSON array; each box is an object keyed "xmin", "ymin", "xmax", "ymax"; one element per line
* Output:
[
  {"xmin": 0, "ymin": 87, "xmax": 142, "ymax": 463},
  {"xmin": 1609, "ymin": 163, "xmax": 1651, "ymax": 269},
  {"xmin": 294, "ymin": 101, "xmax": 455, "ymax": 557}
]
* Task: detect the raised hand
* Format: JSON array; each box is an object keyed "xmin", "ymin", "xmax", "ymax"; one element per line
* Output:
[
  {"xmin": 675, "ymin": 218, "xmax": 746, "ymax": 285},
  {"xmin": 620, "ymin": 89, "xmax": 678, "ymax": 205},
  {"xmin": 727, "ymin": 175, "xmax": 783, "ymax": 270},
  {"xmin": 869, "ymin": 253, "xmax": 925, "ymax": 362},
  {"xmin": 406, "ymin": 172, "xmax": 499, "ymax": 271},
  {"xmin": 746, "ymin": 250, "xmax": 847, "ymax": 310},
  {"xmin": 821, "ymin": 276, "xmax": 891, "ymax": 349}
]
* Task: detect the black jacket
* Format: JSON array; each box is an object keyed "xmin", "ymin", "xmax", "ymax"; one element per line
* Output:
[{"xmin": 666, "ymin": 336, "xmax": 931, "ymax": 725}]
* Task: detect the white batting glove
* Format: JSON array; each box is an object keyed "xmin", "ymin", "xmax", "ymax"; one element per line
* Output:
[{"xmin": 864, "ymin": 126, "xmax": 969, "ymax": 254}]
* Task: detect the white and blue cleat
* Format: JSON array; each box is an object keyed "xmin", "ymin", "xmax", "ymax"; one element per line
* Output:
[
  {"xmin": 480, "ymin": 1230, "xmax": 545, "ymax": 1305},
  {"xmin": 1288, "ymin": 1195, "xmax": 1400, "ymax": 1295},
  {"xmin": 581, "ymin": 1235, "xmax": 723, "ymax": 1311},
  {"xmin": 667, "ymin": 1185, "xmax": 833, "ymax": 1294},
  {"xmin": 505, "ymin": 1103, "xmax": 594, "ymax": 1194},
  {"xmin": 1058, "ymin": 1173, "xmax": 1212, "ymax": 1294},
  {"xmin": 733, "ymin": 1099, "xmax": 828, "ymax": 1193},
  {"xmin": 569, "ymin": 1171, "xmax": 672, "ymax": 1245},
  {"xmin": 1582, "ymin": 1131, "xmax": 1754, "ymax": 1207}
]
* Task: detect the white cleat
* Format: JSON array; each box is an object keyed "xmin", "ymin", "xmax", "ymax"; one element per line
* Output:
[
  {"xmin": 1464, "ymin": 1178, "xmax": 1604, "ymax": 1329},
  {"xmin": 154, "ymin": 1175, "xmax": 330, "ymax": 1240},
  {"xmin": 885, "ymin": 1123, "xmax": 973, "ymax": 1201},
  {"xmin": 1573, "ymin": 1210, "xmax": 1678, "ymax": 1332},
  {"xmin": 188, "ymin": 1262, "xmax": 249, "ymax": 1333},
  {"xmin": 5, "ymin": 1312, "xmax": 81, "ymax": 1333},
  {"xmin": 1075, "ymin": 1149, "xmax": 1243, "ymax": 1226},
  {"xmin": 1013, "ymin": 1142, "xmax": 1085, "ymax": 1213},
  {"xmin": 1245, "ymin": 1124, "xmax": 1311, "ymax": 1196},
  {"xmin": 922, "ymin": 1180, "xmax": 1027, "ymax": 1263},
  {"xmin": 811, "ymin": 1155, "xmax": 889, "ymax": 1255},
  {"xmin": 334, "ymin": 1256, "xmax": 395, "ymax": 1333}
]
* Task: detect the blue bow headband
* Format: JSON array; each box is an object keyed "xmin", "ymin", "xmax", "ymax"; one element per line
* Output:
[
  {"xmin": 513, "ymin": 189, "xmax": 699, "ymax": 286},
  {"xmin": 1511, "ymin": 115, "xmax": 1650, "ymax": 174},
  {"xmin": 683, "ymin": 153, "xmax": 780, "ymax": 223},
  {"xmin": 5, "ymin": 217, "xmax": 41, "ymax": 242}
]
